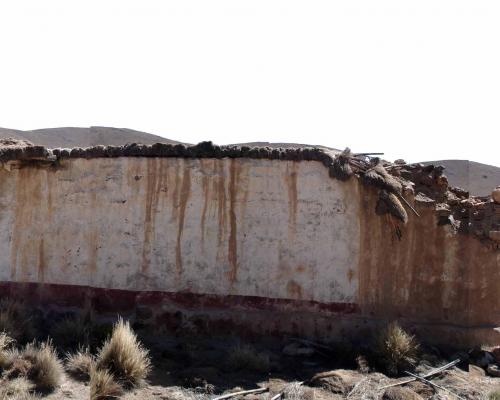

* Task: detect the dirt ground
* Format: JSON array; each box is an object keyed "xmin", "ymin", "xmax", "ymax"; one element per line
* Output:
[{"xmin": 37, "ymin": 332, "xmax": 500, "ymax": 400}]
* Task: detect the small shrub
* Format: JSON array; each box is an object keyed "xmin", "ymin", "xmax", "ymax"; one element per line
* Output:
[
  {"xmin": 0, "ymin": 300, "xmax": 34, "ymax": 343},
  {"xmin": 12, "ymin": 340, "xmax": 64, "ymax": 391},
  {"xmin": 90, "ymin": 368, "xmax": 123, "ymax": 400},
  {"xmin": 377, "ymin": 322, "xmax": 419, "ymax": 375},
  {"xmin": 96, "ymin": 318, "xmax": 151, "ymax": 386},
  {"xmin": 65, "ymin": 347, "xmax": 95, "ymax": 381},
  {"xmin": 226, "ymin": 345, "xmax": 270, "ymax": 373},
  {"xmin": 51, "ymin": 316, "xmax": 90, "ymax": 349}
]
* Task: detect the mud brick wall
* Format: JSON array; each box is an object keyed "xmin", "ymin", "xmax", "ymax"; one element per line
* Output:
[{"xmin": 0, "ymin": 153, "xmax": 498, "ymax": 346}]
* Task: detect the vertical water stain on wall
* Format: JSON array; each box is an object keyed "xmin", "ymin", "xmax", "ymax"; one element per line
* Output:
[
  {"xmin": 175, "ymin": 161, "xmax": 191, "ymax": 277},
  {"xmin": 10, "ymin": 168, "xmax": 26, "ymax": 280},
  {"xmin": 37, "ymin": 237, "xmax": 46, "ymax": 282},
  {"xmin": 200, "ymin": 160, "xmax": 210, "ymax": 249},
  {"xmin": 171, "ymin": 159, "xmax": 181, "ymax": 221},
  {"xmin": 88, "ymin": 189, "xmax": 99, "ymax": 278},
  {"xmin": 287, "ymin": 279, "xmax": 303, "ymax": 299},
  {"xmin": 11, "ymin": 167, "xmax": 43, "ymax": 281},
  {"xmin": 45, "ymin": 168, "xmax": 56, "ymax": 222},
  {"xmin": 141, "ymin": 159, "xmax": 162, "ymax": 273},
  {"xmin": 215, "ymin": 161, "xmax": 227, "ymax": 261},
  {"xmin": 227, "ymin": 159, "xmax": 241, "ymax": 284},
  {"xmin": 285, "ymin": 162, "xmax": 298, "ymax": 239}
]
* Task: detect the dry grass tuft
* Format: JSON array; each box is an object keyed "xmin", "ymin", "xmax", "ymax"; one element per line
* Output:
[
  {"xmin": 6, "ymin": 340, "xmax": 64, "ymax": 392},
  {"xmin": 377, "ymin": 322, "xmax": 419, "ymax": 375},
  {"xmin": 282, "ymin": 382, "xmax": 315, "ymax": 400},
  {"xmin": 0, "ymin": 378, "xmax": 34, "ymax": 400},
  {"xmin": 0, "ymin": 331, "xmax": 14, "ymax": 350},
  {"xmin": 0, "ymin": 299, "xmax": 34, "ymax": 343},
  {"xmin": 65, "ymin": 347, "xmax": 95, "ymax": 381},
  {"xmin": 51, "ymin": 316, "xmax": 91, "ymax": 349},
  {"xmin": 226, "ymin": 345, "xmax": 270, "ymax": 373},
  {"xmin": 90, "ymin": 367, "xmax": 123, "ymax": 400},
  {"xmin": 96, "ymin": 318, "xmax": 151, "ymax": 386},
  {"xmin": 0, "ymin": 332, "xmax": 15, "ymax": 369},
  {"xmin": 0, "ymin": 377, "xmax": 36, "ymax": 400}
]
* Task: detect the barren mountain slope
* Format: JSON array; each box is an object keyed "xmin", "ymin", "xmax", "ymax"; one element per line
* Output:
[
  {"xmin": 0, "ymin": 126, "xmax": 183, "ymax": 148},
  {"xmin": 1, "ymin": 127, "xmax": 497, "ymax": 196},
  {"xmin": 423, "ymin": 159, "xmax": 499, "ymax": 196}
]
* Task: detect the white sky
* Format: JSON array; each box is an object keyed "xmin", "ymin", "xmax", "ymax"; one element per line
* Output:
[{"xmin": 0, "ymin": 1, "xmax": 499, "ymax": 166}]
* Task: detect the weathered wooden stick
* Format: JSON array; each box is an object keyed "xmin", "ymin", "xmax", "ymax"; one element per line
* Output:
[
  {"xmin": 397, "ymin": 193, "xmax": 421, "ymax": 217},
  {"xmin": 353, "ymin": 152, "xmax": 384, "ymax": 156},
  {"xmin": 378, "ymin": 359, "xmax": 459, "ymax": 389},
  {"xmin": 212, "ymin": 387, "xmax": 268, "ymax": 400},
  {"xmin": 404, "ymin": 371, "xmax": 466, "ymax": 400}
]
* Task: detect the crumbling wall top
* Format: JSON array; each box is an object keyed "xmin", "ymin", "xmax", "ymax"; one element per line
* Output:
[{"xmin": 1, "ymin": 138, "xmax": 498, "ymax": 246}]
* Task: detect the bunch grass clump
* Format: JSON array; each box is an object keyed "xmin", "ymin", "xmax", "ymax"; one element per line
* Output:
[
  {"xmin": 0, "ymin": 332, "xmax": 15, "ymax": 370},
  {"xmin": 6, "ymin": 340, "xmax": 63, "ymax": 392},
  {"xmin": 65, "ymin": 346, "xmax": 95, "ymax": 381},
  {"xmin": 89, "ymin": 367, "xmax": 123, "ymax": 400},
  {"xmin": 226, "ymin": 344, "xmax": 270, "ymax": 373},
  {"xmin": 376, "ymin": 322, "xmax": 419, "ymax": 375},
  {"xmin": 95, "ymin": 318, "xmax": 151, "ymax": 387},
  {"xmin": 0, "ymin": 377, "xmax": 39, "ymax": 400}
]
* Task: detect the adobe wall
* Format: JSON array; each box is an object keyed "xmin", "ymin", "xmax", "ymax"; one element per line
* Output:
[{"xmin": 0, "ymin": 155, "xmax": 498, "ymax": 346}]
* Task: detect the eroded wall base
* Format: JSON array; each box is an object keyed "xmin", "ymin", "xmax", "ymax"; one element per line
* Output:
[{"xmin": 2, "ymin": 281, "xmax": 497, "ymax": 347}]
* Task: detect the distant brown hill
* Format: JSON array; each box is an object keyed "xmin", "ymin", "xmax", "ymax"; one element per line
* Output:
[
  {"xmin": 423, "ymin": 160, "xmax": 499, "ymax": 196},
  {"xmin": 0, "ymin": 126, "xmax": 183, "ymax": 148}
]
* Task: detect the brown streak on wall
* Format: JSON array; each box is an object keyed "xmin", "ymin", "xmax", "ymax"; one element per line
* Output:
[
  {"xmin": 141, "ymin": 159, "xmax": 161, "ymax": 273},
  {"xmin": 10, "ymin": 169, "xmax": 26, "ymax": 280},
  {"xmin": 228, "ymin": 159, "xmax": 241, "ymax": 284},
  {"xmin": 175, "ymin": 162, "xmax": 191, "ymax": 277},
  {"xmin": 287, "ymin": 280, "xmax": 303, "ymax": 299},
  {"xmin": 171, "ymin": 159, "xmax": 181, "ymax": 221},
  {"xmin": 215, "ymin": 161, "xmax": 226, "ymax": 261},
  {"xmin": 12, "ymin": 168, "xmax": 41, "ymax": 281},
  {"xmin": 37, "ymin": 237, "xmax": 46, "ymax": 282},
  {"xmin": 358, "ymin": 183, "xmax": 500, "ymax": 339},
  {"xmin": 200, "ymin": 160, "xmax": 210, "ymax": 249},
  {"xmin": 285, "ymin": 161, "xmax": 298, "ymax": 239},
  {"xmin": 45, "ymin": 169, "xmax": 55, "ymax": 221}
]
